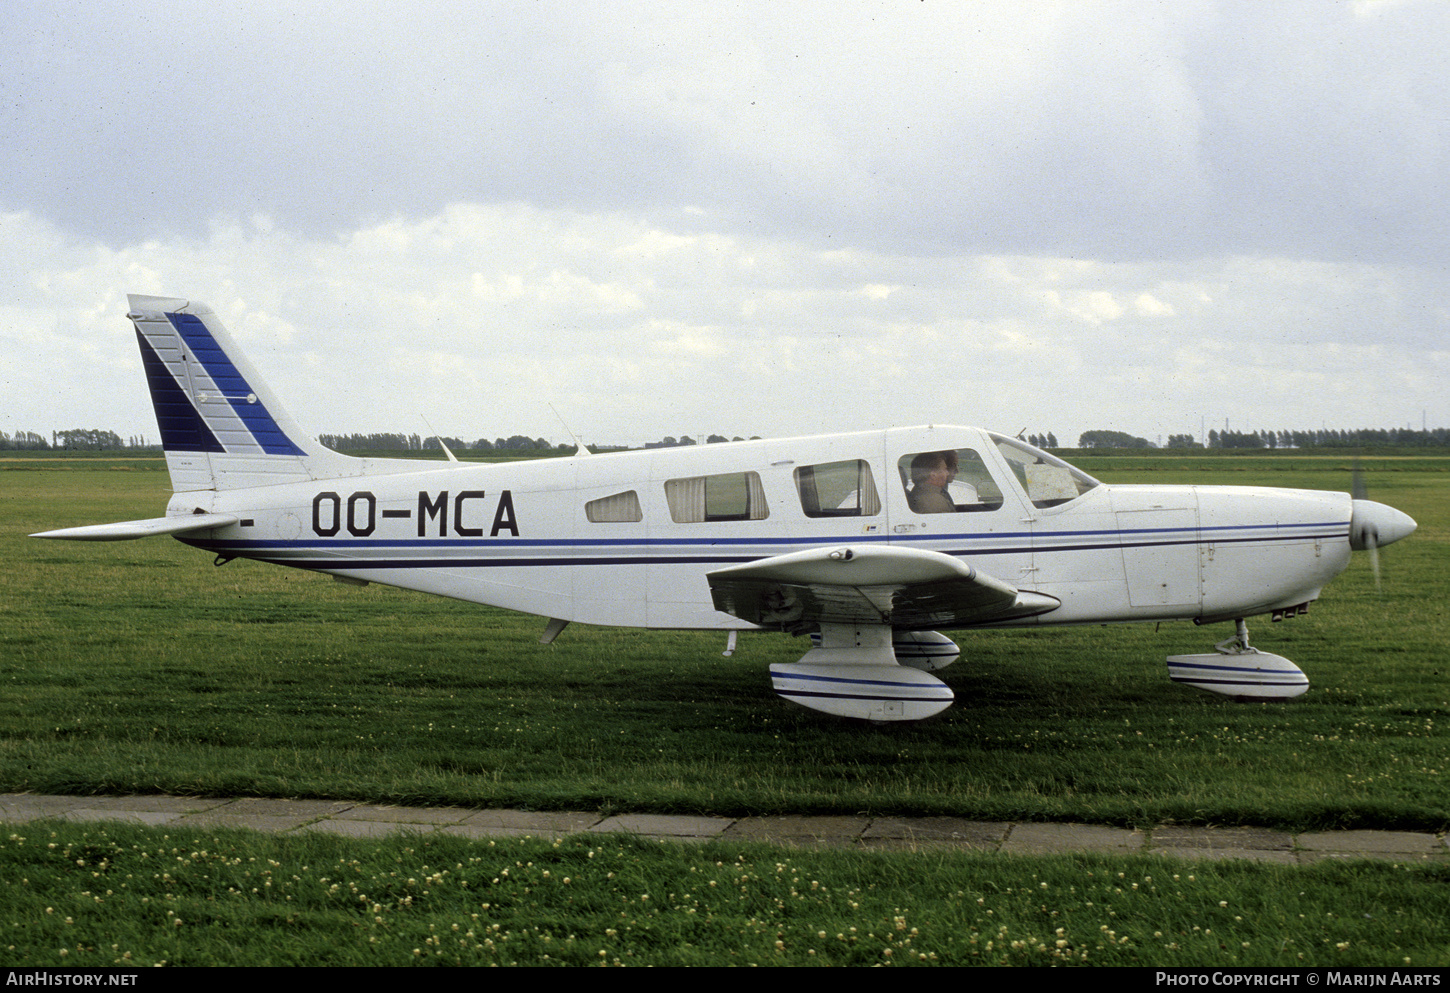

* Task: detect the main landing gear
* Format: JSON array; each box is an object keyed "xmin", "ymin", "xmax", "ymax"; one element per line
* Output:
[{"xmin": 768, "ymin": 623, "xmax": 959, "ymax": 722}]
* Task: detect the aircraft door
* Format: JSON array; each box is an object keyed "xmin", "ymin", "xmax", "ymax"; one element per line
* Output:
[
  {"xmin": 884, "ymin": 433, "xmax": 1031, "ymax": 590},
  {"xmin": 1109, "ymin": 487, "xmax": 1201, "ymax": 611},
  {"xmin": 987, "ymin": 435, "xmax": 1127, "ymax": 617}
]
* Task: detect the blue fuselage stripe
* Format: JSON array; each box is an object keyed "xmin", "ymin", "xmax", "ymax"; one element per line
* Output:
[{"xmin": 184, "ymin": 520, "xmax": 1350, "ymax": 571}]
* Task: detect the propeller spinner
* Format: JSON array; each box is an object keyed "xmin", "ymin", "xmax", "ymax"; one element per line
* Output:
[{"xmin": 1349, "ymin": 498, "xmax": 1417, "ymax": 589}]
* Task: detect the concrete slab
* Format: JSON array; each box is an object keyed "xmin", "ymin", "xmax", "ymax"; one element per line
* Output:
[
  {"xmin": 180, "ymin": 798, "xmax": 357, "ymax": 830},
  {"xmin": 1151, "ymin": 825, "xmax": 1292, "ymax": 852},
  {"xmin": 592, "ymin": 813, "xmax": 734, "ymax": 839},
  {"xmin": 59, "ymin": 796, "xmax": 230, "ymax": 826},
  {"xmin": 1296, "ymin": 849, "xmax": 1442, "ymax": 865},
  {"xmin": 67, "ymin": 795, "xmax": 227, "ymax": 814},
  {"xmin": 1296, "ymin": 830, "xmax": 1442, "ymax": 856},
  {"xmin": 304, "ymin": 819, "xmax": 440, "ymax": 839},
  {"xmin": 439, "ymin": 809, "xmax": 601, "ymax": 839},
  {"xmin": 1001, "ymin": 822, "xmax": 1144, "ymax": 855},
  {"xmin": 863, "ymin": 818, "xmax": 1010, "ymax": 851},
  {"xmin": 66, "ymin": 809, "xmax": 185, "ymax": 827},
  {"xmin": 0, "ymin": 794, "xmax": 225, "ymax": 826},
  {"xmin": 333, "ymin": 804, "xmax": 477, "ymax": 825},
  {"xmin": 0, "ymin": 794, "xmax": 1443, "ymax": 861},
  {"xmin": 722, "ymin": 815, "xmax": 870, "ymax": 846},
  {"xmin": 0, "ymin": 794, "xmax": 90, "ymax": 820}
]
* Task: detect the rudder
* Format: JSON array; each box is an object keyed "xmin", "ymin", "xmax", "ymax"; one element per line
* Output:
[{"xmin": 129, "ymin": 295, "xmax": 355, "ymax": 491}]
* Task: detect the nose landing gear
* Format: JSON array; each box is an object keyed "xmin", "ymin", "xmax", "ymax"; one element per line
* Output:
[{"xmin": 1166, "ymin": 618, "xmax": 1310, "ymax": 701}]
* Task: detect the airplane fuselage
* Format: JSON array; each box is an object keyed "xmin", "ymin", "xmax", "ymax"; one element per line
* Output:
[{"xmin": 169, "ymin": 425, "xmax": 1353, "ymax": 633}]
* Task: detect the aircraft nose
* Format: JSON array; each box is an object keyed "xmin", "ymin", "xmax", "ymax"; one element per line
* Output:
[{"xmin": 1350, "ymin": 499, "xmax": 1417, "ymax": 550}]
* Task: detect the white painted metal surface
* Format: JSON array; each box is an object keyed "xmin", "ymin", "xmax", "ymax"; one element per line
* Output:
[{"xmin": 1166, "ymin": 652, "xmax": 1311, "ymax": 701}]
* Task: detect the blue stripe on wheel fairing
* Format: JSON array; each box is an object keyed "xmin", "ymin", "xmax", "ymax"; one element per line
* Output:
[{"xmin": 770, "ymin": 668, "xmax": 953, "ymax": 691}]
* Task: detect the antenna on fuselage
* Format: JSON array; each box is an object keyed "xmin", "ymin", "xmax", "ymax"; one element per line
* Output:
[
  {"xmin": 419, "ymin": 414, "xmax": 459, "ymax": 463},
  {"xmin": 548, "ymin": 403, "xmax": 591, "ymax": 457}
]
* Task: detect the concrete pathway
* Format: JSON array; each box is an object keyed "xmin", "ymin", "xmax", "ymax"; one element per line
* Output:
[{"xmin": 1, "ymin": 793, "xmax": 1444, "ymax": 864}]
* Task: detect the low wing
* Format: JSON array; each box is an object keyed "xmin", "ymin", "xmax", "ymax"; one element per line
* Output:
[
  {"xmin": 708, "ymin": 545, "xmax": 1059, "ymax": 631},
  {"xmin": 32, "ymin": 514, "xmax": 239, "ymax": 542}
]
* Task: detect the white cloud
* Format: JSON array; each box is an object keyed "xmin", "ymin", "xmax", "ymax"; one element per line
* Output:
[
  {"xmin": 4, "ymin": 202, "xmax": 1445, "ymax": 448},
  {"xmin": 0, "ymin": 129, "xmax": 1444, "ymax": 446},
  {"xmin": 1134, "ymin": 293, "xmax": 1175, "ymax": 317}
]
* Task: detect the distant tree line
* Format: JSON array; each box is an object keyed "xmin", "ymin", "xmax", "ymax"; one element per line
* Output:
[
  {"xmin": 318, "ymin": 432, "xmax": 768, "ymax": 453},
  {"xmin": 11, "ymin": 424, "xmax": 1446, "ymax": 454},
  {"xmin": 1080, "ymin": 427, "xmax": 1450, "ymax": 449},
  {"xmin": 643, "ymin": 434, "xmax": 758, "ymax": 449},
  {"xmin": 317, "ymin": 432, "xmax": 427, "ymax": 451},
  {"xmin": 0, "ymin": 429, "xmax": 156, "ymax": 451},
  {"xmin": 0, "ymin": 430, "xmax": 52, "ymax": 450},
  {"xmin": 1204, "ymin": 428, "xmax": 1450, "ymax": 449},
  {"xmin": 318, "ymin": 433, "xmax": 567, "ymax": 453},
  {"xmin": 1078, "ymin": 430, "xmax": 1153, "ymax": 449}
]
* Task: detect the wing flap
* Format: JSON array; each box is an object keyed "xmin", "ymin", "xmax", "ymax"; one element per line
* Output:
[
  {"xmin": 708, "ymin": 545, "xmax": 1058, "ymax": 630},
  {"xmin": 32, "ymin": 513, "xmax": 239, "ymax": 541}
]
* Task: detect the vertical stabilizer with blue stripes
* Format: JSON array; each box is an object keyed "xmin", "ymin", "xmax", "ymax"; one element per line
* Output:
[{"xmin": 128, "ymin": 295, "xmax": 355, "ymax": 492}]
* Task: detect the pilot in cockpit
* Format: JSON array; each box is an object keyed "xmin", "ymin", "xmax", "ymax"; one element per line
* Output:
[{"xmin": 907, "ymin": 450, "xmax": 959, "ymax": 514}]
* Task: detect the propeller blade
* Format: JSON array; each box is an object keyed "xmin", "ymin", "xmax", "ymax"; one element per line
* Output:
[{"xmin": 1347, "ymin": 457, "xmax": 1411, "ymax": 592}]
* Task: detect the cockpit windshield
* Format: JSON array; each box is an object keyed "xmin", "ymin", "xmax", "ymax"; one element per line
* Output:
[{"xmin": 989, "ymin": 433, "xmax": 1100, "ymax": 509}]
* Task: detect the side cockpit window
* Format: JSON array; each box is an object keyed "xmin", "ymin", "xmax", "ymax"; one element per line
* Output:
[
  {"xmin": 991, "ymin": 434, "xmax": 1099, "ymax": 509},
  {"xmin": 898, "ymin": 449, "xmax": 1005, "ymax": 514},
  {"xmin": 794, "ymin": 460, "xmax": 881, "ymax": 518},
  {"xmin": 665, "ymin": 471, "xmax": 769, "ymax": 523},
  {"xmin": 585, "ymin": 490, "xmax": 644, "ymax": 523}
]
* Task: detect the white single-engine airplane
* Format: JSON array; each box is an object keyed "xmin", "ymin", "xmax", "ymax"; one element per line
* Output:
[{"xmin": 35, "ymin": 295, "xmax": 1417, "ymax": 721}]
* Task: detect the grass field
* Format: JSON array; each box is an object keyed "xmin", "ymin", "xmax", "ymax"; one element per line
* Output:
[
  {"xmin": 2, "ymin": 451, "xmax": 1446, "ymax": 966},
  {"xmin": 3, "ymin": 451, "xmax": 1445, "ymax": 828},
  {"xmin": 5, "ymin": 821, "xmax": 1446, "ymax": 967}
]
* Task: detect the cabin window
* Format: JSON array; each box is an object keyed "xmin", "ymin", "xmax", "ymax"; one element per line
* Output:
[
  {"xmin": 664, "ymin": 471, "xmax": 769, "ymax": 523},
  {"xmin": 898, "ymin": 449, "xmax": 1005, "ymax": 514},
  {"xmin": 991, "ymin": 434, "xmax": 1099, "ymax": 509},
  {"xmin": 585, "ymin": 490, "xmax": 644, "ymax": 523},
  {"xmin": 794, "ymin": 460, "xmax": 881, "ymax": 517}
]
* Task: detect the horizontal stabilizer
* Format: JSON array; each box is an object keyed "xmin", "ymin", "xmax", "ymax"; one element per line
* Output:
[{"xmin": 31, "ymin": 513, "xmax": 239, "ymax": 542}]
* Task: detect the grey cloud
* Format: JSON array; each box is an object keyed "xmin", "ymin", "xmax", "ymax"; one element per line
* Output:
[{"xmin": 4, "ymin": 1, "xmax": 1446, "ymax": 264}]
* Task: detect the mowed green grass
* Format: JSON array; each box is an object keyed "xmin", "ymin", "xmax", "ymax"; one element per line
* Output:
[
  {"xmin": 5, "ymin": 821, "xmax": 1447, "ymax": 967},
  {"xmin": 3, "ymin": 454, "xmax": 1448, "ymax": 968},
  {"xmin": 1, "ymin": 455, "xmax": 1446, "ymax": 829}
]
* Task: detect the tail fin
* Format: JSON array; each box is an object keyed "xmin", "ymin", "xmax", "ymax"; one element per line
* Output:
[{"xmin": 129, "ymin": 295, "xmax": 356, "ymax": 491}]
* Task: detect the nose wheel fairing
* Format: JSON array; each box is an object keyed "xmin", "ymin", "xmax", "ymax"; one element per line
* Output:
[{"xmin": 1167, "ymin": 619, "xmax": 1309, "ymax": 701}]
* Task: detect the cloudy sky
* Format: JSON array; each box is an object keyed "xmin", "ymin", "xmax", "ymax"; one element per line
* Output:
[{"xmin": 3, "ymin": 0, "xmax": 1446, "ymax": 449}]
